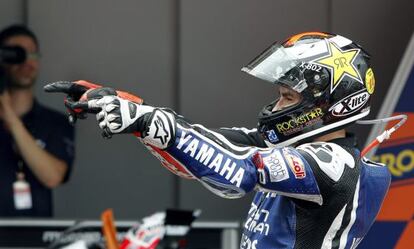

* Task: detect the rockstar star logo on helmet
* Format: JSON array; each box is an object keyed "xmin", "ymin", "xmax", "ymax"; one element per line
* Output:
[{"xmin": 313, "ymin": 40, "xmax": 363, "ymax": 93}]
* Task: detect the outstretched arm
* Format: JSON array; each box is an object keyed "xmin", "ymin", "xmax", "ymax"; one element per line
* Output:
[{"xmin": 45, "ymin": 81, "xmax": 324, "ymax": 202}]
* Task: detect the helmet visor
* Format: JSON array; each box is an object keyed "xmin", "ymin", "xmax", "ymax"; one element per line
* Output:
[{"xmin": 242, "ymin": 41, "xmax": 325, "ymax": 93}]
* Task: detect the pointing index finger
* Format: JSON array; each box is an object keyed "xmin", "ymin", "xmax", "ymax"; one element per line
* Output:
[{"xmin": 43, "ymin": 81, "xmax": 83, "ymax": 94}]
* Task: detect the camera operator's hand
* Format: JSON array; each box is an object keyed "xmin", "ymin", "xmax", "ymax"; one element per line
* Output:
[{"xmin": 0, "ymin": 91, "xmax": 19, "ymax": 129}]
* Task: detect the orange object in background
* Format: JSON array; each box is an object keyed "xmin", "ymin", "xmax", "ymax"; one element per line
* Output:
[
  {"xmin": 101, "ymin": 209, "xmax": 120, "ymax": 249},
  {"xmin": 378, "ymin": 184, "xmax": 414, "ymax": 222},
  {"xmin": 394, "ymin": 220, "xmax": 414, "ymax": 249}
]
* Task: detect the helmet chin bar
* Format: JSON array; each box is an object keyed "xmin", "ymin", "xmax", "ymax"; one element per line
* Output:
[
  {"xmin": 258, "ymin": 96, "xmax": 316, "ymax": 145},
  {"xmin": 264, "ymin": 111, "xmax": 370, "ymax": 148}
]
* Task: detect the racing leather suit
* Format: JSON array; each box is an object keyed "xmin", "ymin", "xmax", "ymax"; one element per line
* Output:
[{"xmin": 139, "ymin": 108, "xmax": 391, "ymax": 249}]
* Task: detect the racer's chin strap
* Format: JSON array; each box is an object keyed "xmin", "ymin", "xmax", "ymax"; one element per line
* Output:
[{"xmin": 356, "ymin": 114, "xmax": 408, "ymax": 157}]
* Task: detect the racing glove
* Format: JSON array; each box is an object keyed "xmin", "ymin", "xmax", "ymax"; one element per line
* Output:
[
  {"xmin": 44, "ymin": 80, "xmax": 102, "ymax": 123},
  {"xmin": 90, "ymin": 90, "xmax": 176, "ymax": 149},
  {"xmin": 44, "ymin": 80, "xmax": 144, "ymax": 124},
  {"xmin": 44, "ymin": 81, "xmax": 176, "ymax": 148},
  {"xmin": 92, "ymin": 93, "xmax": 154, "ymax": 138}
]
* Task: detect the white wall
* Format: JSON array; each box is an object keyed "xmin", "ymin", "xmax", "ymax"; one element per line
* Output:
[
  {"xmin": 0, "ymin": 0, "xmax": 23, "ymax": 29},
  {"xmin": 28, "ymin": 0, "xmax": 177, "ymax": 219}
]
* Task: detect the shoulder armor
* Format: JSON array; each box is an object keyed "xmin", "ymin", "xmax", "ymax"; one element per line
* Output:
[{"xmin": 297, "ymin": 142, "xmax": 355, "ymax": 182}]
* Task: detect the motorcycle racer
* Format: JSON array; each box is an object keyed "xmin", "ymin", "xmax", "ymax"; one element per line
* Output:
[{"xmin": 45, "ymin": 32, "xmax": 391, "ymax": 249}]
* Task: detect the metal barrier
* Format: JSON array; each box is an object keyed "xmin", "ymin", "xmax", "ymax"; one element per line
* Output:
[{"xmin": 0, "ymin": 219, "xmax": 240, "ymax": 249}]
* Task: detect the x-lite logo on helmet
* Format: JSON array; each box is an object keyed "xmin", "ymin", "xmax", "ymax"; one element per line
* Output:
[
  {"xmin": 329, "ymin": 89, "xmax": 370, "ymax": 117},
  {"xmin": 312, "ymin": 40, "xmax": 364, "ymax": 93}
]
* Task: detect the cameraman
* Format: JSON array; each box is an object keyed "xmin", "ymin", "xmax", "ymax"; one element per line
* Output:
[{"xmin": 0, "ymin": 25, "xmax": 74, "ymax": 217}]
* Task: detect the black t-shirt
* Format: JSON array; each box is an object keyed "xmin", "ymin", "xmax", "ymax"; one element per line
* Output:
[{"xmin": 0, "ymin": 100, "xmax": 75, "ymax": 217}]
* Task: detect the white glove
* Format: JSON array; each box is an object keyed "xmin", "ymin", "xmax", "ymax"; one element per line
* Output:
[
  {"xmin": 94, "ymin": 96, "xmax": 176, "ymax": 148},
  {"xmin": 92, "ymin": 95, "xmax": 154, "ymax": 136}
]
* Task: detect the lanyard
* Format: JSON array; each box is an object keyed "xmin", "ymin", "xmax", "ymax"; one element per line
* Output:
[{"xmin": 12, "ymin": 141, "xmax": 25, "ymax": 177}]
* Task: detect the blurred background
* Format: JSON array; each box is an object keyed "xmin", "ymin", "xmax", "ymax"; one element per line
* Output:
[{"xmin": 0, "ymin": 0, "xmax": 413, "ymax": 224}]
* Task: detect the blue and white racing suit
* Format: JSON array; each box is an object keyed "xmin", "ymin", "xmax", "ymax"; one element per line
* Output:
[{"xmin": 139, "ymin": 108, "xmax": 391, "ymax": 249}]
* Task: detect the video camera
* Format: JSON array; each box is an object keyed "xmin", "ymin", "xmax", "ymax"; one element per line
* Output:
[{"xmin": 0, "ymin": 46, "xmax": 27, "ymax": 93}]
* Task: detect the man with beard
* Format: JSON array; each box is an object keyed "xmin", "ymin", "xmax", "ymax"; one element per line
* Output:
[{"xmin": 0, "ymin": 25, "xmax": 74, "ymax": 217}]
